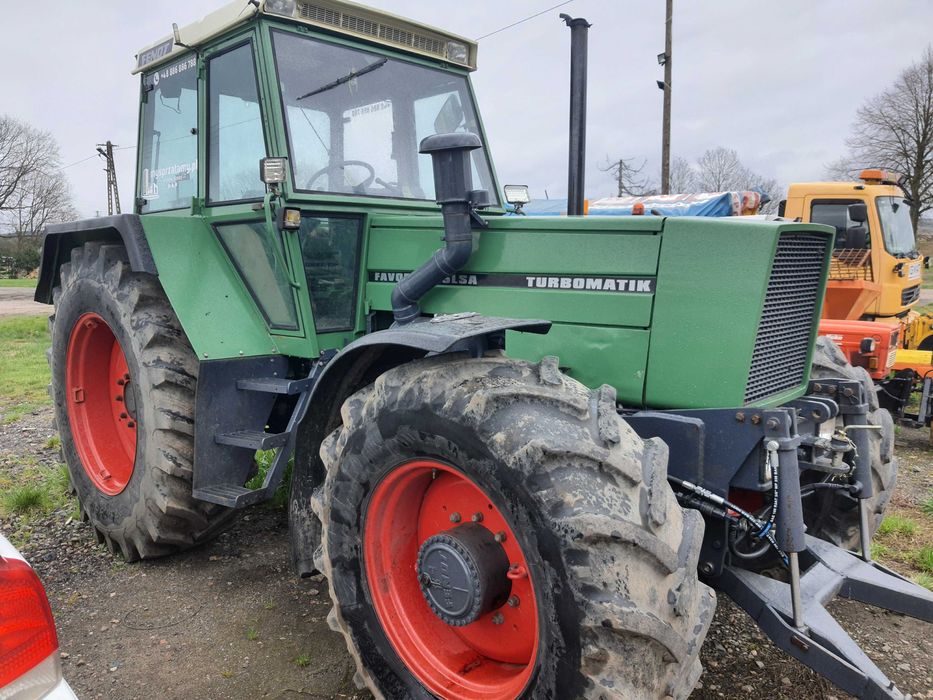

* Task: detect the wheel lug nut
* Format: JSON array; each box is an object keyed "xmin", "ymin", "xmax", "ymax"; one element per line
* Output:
[
  {"xmin": 117, "ymin": 379, "xmax": 125, "ymax": 386},
  {"xmin": 508, "ymin": 595, "xmax": 520, "ymax": 608},
  {"xmin": 127, "ymin": 421, "xmax": 135, "ymax": 428},
  {"xmin": 116, "ymin": 395, "xmax": 123, "ymax": 402},
  {"xmin": 120, "ymin": 412, "xmax": 127, "ymax": 419},
  {"xmin": 471, "ymin": 512, "xmax": 484, "ymax": 523},
  {"xmin": 449, "ymin": 512, "xmax": 461, "ymax": 523},
  {"xmin": 491, "ymin": 612, "xmax": 504, "ymax": 625},
  {"xmin": 494, "ymin": 531, "xmax": 507, "ymax": 543}
]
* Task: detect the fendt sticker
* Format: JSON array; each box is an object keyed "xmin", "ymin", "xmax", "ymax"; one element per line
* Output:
[{"xmin": 369, "ymin": 271, "xmax": 656, "ymax": 294}]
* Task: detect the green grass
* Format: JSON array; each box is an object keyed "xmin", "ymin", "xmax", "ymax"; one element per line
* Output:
[
  {"xmin": 245, "ymin": 626, "xmax": 259, "ymax": 641},
  {"xmin": 0, "ymin": 316, "xmax": 50, "ymax": 423},
  {"xmin": 293, "ymin": 654, "xmax": 311, "ymax": 668},
  {"xmin": 916, "ymin": 546, "xmax": 933, "ymax": 574},
  {"xmin": 916, "ymin": 572, "xmax": 933, "ymax": 591},
  {"xmin": 923, "ymin": 494, "xmax": 933, "ymax": 516},
  {"xmin": 877, "ymin": 513, "xmax": 919, "ymax": 537},
  {"xmin": 245, "ymin": 450, "xmax": 292, "ymax": 510},
  {"xmin": 0, "ymin": 461, "xmax": 74, "ymax": 522},
  {"xmin": 2, "ymin": 485, "xmax": 50, "ymax": 514},
  {"xmin": 0, "ymin": 278, "xmax": 37, "ymax": 288}
]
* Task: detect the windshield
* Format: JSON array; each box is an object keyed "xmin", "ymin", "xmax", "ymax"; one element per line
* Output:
[
  {"xmin": 876, "ymin": 196, "xmax": 916, "ymax": 256},
  {"xmin": 272, "ymin": 30, "xmax": 498, "ymax": 204}
]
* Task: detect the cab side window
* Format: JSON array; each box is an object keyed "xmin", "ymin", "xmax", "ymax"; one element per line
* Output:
[
  {"xmin": 207, "ymin": 43, "xmax": 267, "ymax": 204},
  {"xmin": 810, "ymin": 200, "xmax": 866, "ymax": 249},
  {"xmin": 138, "ymin": 56, "xmax": 198, "ymax": 212}
]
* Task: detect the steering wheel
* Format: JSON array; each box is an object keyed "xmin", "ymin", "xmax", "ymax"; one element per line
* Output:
[{"xmin": 306, "ymin": 160, "xmax": 376, "ymax": 193}]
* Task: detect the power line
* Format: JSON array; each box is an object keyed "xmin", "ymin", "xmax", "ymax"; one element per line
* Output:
[
  {"xmin": 475, "ymin": 0, "xmax": 576, "ymax": 41},
  {"xmin": 61, "ymin": 154, "xmax": 98, "ymax": 170}
]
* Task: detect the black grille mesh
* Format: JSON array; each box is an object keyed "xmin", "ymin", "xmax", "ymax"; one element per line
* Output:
[
  {"xmin": 745, "ymin": 233, "xmax": 828, "ymax": 403},
  {"xmin": 902, "ymin": 285, "xmax": 920, "ymax": 306}
]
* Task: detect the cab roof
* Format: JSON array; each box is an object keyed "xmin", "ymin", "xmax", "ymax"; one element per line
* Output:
[
  {"xmin": 786, "ymin": 181, "xmax": 904, "ymax": 199},
  {"xmin": 133, "ymin": 0, "xmax": 478, "ymax": 75}
]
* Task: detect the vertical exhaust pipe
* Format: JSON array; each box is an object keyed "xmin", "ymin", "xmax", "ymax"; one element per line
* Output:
[{"xmin": 562, "ymin": 14, "xmax": 591, "ymax": 216}]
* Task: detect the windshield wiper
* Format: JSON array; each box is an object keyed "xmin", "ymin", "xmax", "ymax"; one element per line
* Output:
[{"xmin": 296, "ymin": 58, "xmax": 388, "ymax": 101}]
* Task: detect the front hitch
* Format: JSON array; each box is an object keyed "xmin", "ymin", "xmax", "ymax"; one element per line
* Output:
[{"xmin": 721, "ymin": 536, "xmax": 933, "ymax": 699}]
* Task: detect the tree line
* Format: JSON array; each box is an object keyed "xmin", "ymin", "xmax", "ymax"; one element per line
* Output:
[{"xmin": 0, "ymin": 114, "xmax": 75, "ymax": 277}]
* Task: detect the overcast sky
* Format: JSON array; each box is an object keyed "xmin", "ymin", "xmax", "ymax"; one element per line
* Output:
[{"xmin": 2, "ymin": 1, "xmax": 931, "ymax": 217}]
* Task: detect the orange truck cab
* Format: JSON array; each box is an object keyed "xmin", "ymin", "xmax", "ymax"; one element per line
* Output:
[{"xmin": 781, "ymin": 169, "xmax": 929, "ymax": 379}]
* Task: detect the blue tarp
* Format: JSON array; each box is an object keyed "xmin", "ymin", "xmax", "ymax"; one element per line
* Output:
[{"xmin": 519, "ymin": 191, "xmax": 762, "ymax": 217}]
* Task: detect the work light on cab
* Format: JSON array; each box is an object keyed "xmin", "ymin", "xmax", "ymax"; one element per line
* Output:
[
  {"xmin": 263, "ymin": 0, "xmax": 297, "ymax": 17},
  {"xmin": 260, "ymin": 157, "xmax": 288, "ymax": 186}
]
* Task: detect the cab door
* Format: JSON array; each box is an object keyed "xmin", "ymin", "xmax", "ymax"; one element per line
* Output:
[{"xmin": 201, "ymin": 33, "xmax": 319, "ymax": 358}]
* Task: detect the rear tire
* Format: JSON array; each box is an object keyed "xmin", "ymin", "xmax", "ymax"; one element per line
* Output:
[
  {"xmin": 312, "ymin": 354, "xmax": 715, "ymax": 699},
  {"xmin": 805, "ymin": 336, "xmax": 898, "ymax": 549},
  {"xmin": 50, "ymin": 242, "xmax": 236, "ymax": 560}
]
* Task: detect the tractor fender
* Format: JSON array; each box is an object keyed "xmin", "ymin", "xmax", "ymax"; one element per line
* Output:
[
  {"xmin": 35, "ymin": 215, "xmax": 157, "ymax": 304},
  {"xmin": 310, "ymin": 313, "xmax": 552, "ymax": 411},
  {"xmin": 288, "ymin": 313, "xmax": 550, "ymax": 577}
]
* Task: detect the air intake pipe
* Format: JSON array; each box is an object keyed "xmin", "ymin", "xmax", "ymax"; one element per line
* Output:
[{"xmin": 391, "ymin": 133, "xmax": 488, "ymax": 325}]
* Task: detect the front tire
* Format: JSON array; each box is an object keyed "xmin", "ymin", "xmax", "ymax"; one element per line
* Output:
[
  {"xmin": 312, "ymin": 354, "xmax": 715, "ymax": 699},
  {"xmin": 50, "ymin": 242, "xmax": 236, "ymax": 560},
  {"xmin": 805, "ymin": 336, "xmax": 898, "ymax": 548}
]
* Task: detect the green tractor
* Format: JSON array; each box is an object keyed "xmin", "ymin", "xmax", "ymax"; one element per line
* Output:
[{"xmin": 35, "ymin": 1, "xmax": 931, "ymax": 698}]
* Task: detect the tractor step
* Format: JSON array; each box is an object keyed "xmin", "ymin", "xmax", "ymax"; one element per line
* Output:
[
  {"xmin": 192, "ymin": 484, "xmax": 267, "ymax": 508},
  {"xmin": 236, "ymin": 376, "xmax": 315, "ymax": 395},
  {"xmin": 215, "ymin": 429, "xmax": 289, "ymax": 450},
  {"xmin": 720, "ymin": 535, "xmax": 933, "ymax": 699}
]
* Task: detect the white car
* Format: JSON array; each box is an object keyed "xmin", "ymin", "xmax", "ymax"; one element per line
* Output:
[{"xmin": 0, "ymin": 533, "xmax": 77, "ymax": 700}]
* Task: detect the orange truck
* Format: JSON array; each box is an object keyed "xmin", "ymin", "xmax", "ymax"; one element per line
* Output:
[{"xmin": 781, "ymin": 169, "xmax": 932, "ymax": 428}]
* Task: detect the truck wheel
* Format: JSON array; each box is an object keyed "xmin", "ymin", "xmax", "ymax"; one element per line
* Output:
[
  {"xmin": 806, "ymin": 336, "xmax": 898, "ymax": 548},
  {"xmin": 312, "ymin": 354, "xmax": 715, "ymax": 699},
  {"xmin": 49, "ymin": 242, "xmax": 236, "ymax": 561}
]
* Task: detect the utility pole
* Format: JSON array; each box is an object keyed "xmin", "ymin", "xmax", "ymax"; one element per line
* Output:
[
  {"xmin": 659, "ymin": 0, "xmax": 673, "ymax": 194},
  {"xmin": 96, "ymin": 141, "xmax": 121, "ymax": 216}
]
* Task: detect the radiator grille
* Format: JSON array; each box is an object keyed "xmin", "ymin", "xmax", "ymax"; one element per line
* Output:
[
  {"xmin": 902, "ymin": 285, "xmax": 920, "ymax": 306},
  {"xmin": 298, "ymin": 2, "xmax": 448, "ymax": 61},
  {"xmin": 745, "ymin": 233, "xmax": 828, "ymax": 403}
]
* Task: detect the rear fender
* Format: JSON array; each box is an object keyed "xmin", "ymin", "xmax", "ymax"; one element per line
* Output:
[{"xmin": 35, "ymin": 215, "xmax": 156, "ymax": 304}]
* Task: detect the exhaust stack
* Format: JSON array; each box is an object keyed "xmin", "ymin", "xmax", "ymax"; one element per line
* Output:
[{"xmin": 562, "ymin": 14, "xmax": 591, "ymax": 216}]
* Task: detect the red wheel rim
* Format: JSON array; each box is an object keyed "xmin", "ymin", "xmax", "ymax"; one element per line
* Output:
[
  {"xmin": 65, "ymin": 313, "xmax": 136, "ymax": 496},
  {"xmin": 363, "ymin": 459, "xmax": 539, "ymax": 699}
]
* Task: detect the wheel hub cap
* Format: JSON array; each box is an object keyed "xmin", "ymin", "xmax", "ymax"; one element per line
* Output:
[{"xmin": 417, "ymin": 523, "xmax": 511, "ymax": 626}]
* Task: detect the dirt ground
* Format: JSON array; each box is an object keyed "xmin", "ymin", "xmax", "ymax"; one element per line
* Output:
[
  {"xmin": 0, "ymin": 406, "xmax": 929, "ymax": 700},
  {"xmin": 0, "ymin": 286, "xmax": 46, "ymax": 317}
]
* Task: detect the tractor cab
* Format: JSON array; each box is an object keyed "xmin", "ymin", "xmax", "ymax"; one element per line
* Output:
[
  {"xmin": 131, "ymin": 0, "xmax": 500, "ymax": 353},
  {"xmin": 783, "ymin": 169, "xmax": 922, "ymax": 321}
]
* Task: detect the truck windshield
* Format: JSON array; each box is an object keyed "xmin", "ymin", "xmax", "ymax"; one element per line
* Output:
[
  {"xmin": 272, "ymin": 30, "xmax": 498, "ymax": 204},
  {"xmin": 876, "ymin": 196, "xmax": 916, "ymax": 256}
]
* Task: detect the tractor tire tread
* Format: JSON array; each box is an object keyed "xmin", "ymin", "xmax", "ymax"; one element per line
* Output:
[{"xmin": 317, "ymin": 354, "xmax": 714, "ymax": 699}]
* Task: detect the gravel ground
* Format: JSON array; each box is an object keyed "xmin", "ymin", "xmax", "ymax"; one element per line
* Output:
[
  {"xmin": 2, "ymin": 406, "xmax": 931, "ymax": 699},
  {"xmin": 0, "ymin": 287, "xmax": 46, "ymax": 317}
]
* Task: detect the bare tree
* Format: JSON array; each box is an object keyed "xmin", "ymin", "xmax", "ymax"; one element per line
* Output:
[
  {"xmin": 599, "ymin": 156, "xmax": 655, "ymax": 197},
  {"xmin": 668, "ymin": 156, "xmax": 697, "ymax": 193},
  {"xmin": 693, "ymin": 147, "xmax": 754, "ymax": 192},
  {"xmin": 0, "ymin": 114, "xmax": 75, "ymax": 249},
  {"xmin": 834, "ymin": 46, "xmax": 933, "ymax": 228}
]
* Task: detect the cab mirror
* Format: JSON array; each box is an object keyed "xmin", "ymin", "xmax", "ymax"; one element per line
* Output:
[
  {"xmin": 848, "ymin": 202, "xmax": 868, "ymax": 224},
  {"xmin": 846, "ymin": 226, "xmax": 870, "ymax": 249}
]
